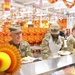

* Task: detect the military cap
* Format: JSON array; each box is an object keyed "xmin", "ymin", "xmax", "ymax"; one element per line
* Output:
[
  {"xmin": 9, "ymin": 24, "xmax": 22, "ymax": 33},
  {"xmin": 50, "ymin": 23, "xmax": 60, "ymax": 34}
]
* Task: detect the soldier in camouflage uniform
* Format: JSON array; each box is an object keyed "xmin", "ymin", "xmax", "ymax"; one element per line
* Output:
[
  {"xmin": 9, "ymin": 24, "xmax": 33, "ymax": 58},
  {"xmin": 41, "ymin": 23, "xmax": 64, "ymax": 59},
  {"xmin": 67, "ymin": 25, "xmax": 75, "ymax": 54}
]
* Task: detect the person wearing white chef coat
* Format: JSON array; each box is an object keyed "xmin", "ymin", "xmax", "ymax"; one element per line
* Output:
[{"xmin": 41, "ymin": 23, "xmax": 64, "ymax": 59}]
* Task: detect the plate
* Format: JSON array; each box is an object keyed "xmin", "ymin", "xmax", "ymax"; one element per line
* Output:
[
  {"xmin": 58, "ymin": 51, "xmax": 71, "ymax": 56},
  {"xmin": 21, "ymin": 56, "xmax": 35, "ymax": 64},
  {"xmin": 21, "ymin": 60, "xmax": 32, "ymax": 64}
]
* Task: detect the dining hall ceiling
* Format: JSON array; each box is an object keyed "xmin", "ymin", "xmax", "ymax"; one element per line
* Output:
[{"xmin": 0, "ymin": 0, "xmax": 75, "ymax": 19}]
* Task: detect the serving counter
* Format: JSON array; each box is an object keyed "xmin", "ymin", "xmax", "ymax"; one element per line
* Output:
[{"xmin": 16, "ymin": 54, "xmax": 75, "ymax": 75}]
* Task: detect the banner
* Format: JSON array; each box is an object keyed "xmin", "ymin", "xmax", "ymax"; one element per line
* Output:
[{"xmin": 4, "ymin": 0, "xmax": 11, "ymax": 11}]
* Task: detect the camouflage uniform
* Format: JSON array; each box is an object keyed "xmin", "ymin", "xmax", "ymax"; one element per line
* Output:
[
  {"xmin": 9, "ymin": 24, "xmax": 33, "ymax": 58},
  {"xmin": 41, "ymin": 23, "xmax": 64, "ymax": 59},
  {"xmin": 67, "ymin": 35, "xmax": 75, "ymax": 54},
  {"xmin": 9, "ymin": 40, "xmax": 33, "ymax": 58}
]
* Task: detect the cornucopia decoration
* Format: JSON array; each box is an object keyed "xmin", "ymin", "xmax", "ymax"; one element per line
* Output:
[{"xmin": 0, "ymin": 44, "xmax": 21, "ymax": 75}]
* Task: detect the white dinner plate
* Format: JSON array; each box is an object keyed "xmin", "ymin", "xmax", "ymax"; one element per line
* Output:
[
  {"xmin": 21, "ymin": 56, "xmax": 35, "ymax": 64},
  {"xmin": 58, "ymin": 51, "xmax": 71, "ymax": 56}
]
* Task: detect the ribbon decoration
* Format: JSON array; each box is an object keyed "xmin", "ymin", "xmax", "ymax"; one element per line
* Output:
[
  {"xmin": 48, "ymin": 0, "xmax": 58, "ymax": 3},
  {"xmin": 33, "ymin": 0, "xmax": 43, "ymax": 19},
  {"xmin": 63, "ymin": 0, "xmax": 75, "ymax": 8},
  {"xmin": 33, "ymin": 0, "xmax": 43, "ymax": 8},
  {"xmin": 4, "ymin": 0, "xmax": 11, "ymax": 11}
]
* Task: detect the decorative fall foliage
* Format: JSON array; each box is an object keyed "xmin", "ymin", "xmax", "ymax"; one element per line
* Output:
[{"xmin": 0, "ymin": 26, "xmax": 47, "ymax": 46}]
